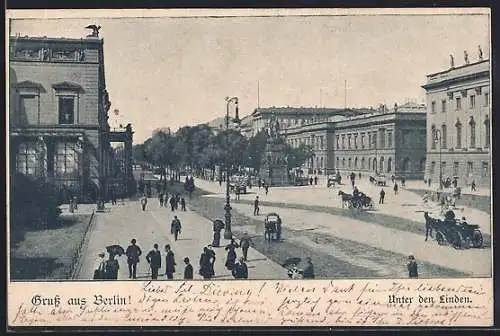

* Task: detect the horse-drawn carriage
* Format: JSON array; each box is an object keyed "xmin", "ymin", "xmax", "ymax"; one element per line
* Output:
[
  {"xmin": 425, "ymin": 211, "xmax": 483, "ymax": 249},
  {"xmin": 338, "ymin": 190, "xmax": 374, "ymax": 210},
  {"xmin": 264, "ymin": 212, "xmax": 282, "ymax": 242}
]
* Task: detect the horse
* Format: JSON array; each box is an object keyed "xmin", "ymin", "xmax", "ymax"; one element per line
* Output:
[{"xmin": 338, "ymin": 190, "xmax": 353, "ymax": 208}]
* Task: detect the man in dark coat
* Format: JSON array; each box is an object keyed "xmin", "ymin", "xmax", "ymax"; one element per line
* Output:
[
  {"xmin": 125, "ymin": 238, "xmax": 142, "ymax": 279},
  {"xmin": 423, "ymin": 212, "xmax": 433, "ymax": 241},
  {"xmin": 394, "ymin": 182, "xmax": 399, "ymax": 195},
  {"xmin": 232, "ymin": 258, "xmax": 248, "ymax": 279},
  {"xmin": 164, "ymin": 244, "xmax": 176, "ymax": 279},
  {"xmin": 379, "ymin": 188, "xmax": 385, "ymax": 204},
  {"xmin": 407, "ymin": 255, "xmax": 418, "ymax": 278},
  {"xmin": 183, "ymin": 257, "xmax": 193, "ymax": 280},
  {"xmin": 253, "ymin": 196, "xmax": 260, "ymax": 216},
  {"xmin": 181, "ymin": 197, "xmax": 186, "ymax": 211},
  {"xmin": 302, "ymin": 257, "xmax": 315, "ymax": 279},
  {"xmin": 239, "ymin": 232, "xmax": 254, "ymax": 261},
  {"xmin": 314, "ymin": 176, "xmax": 318, "ymax": 185},
  {"xmin": 169, "ymin": 195, "xmax": 176, "ymax": 211},
  {"xmin": 171, "ymin": 216, "xmax": 182, "ymax": 241},
  {"xmin": 146, "ymin": 244, "xmax": 161, "ymax": 280},
  {"xmin": 199, "ymin": 247, "xmax": 215, "ymax": 279}
]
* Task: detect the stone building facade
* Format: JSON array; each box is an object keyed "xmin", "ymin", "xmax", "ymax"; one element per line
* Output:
[
  {"xmin": 8, "ymin": 34, "xmax": 132, "ymax": 201},
  {"xmin": 284, "ymin": 103, "xmax": 427, "ymax": 178},
  {"xmin": 422, "ymin": 57, "xmax": 490, "ymax": 187}
]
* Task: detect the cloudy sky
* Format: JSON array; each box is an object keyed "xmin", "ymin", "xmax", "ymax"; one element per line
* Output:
[{"xmin": 9, "ymin": 9, "xmax": 490, "ymax": 143}]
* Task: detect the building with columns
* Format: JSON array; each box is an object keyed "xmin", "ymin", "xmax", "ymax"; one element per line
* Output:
[
  {"xmin": 285, "ymin": 103, "xmax": 427, "ymax": 178},
  {"xmin": 9, "ymin": 34, "xmax": 133, "ymax": 201},
  {"xmin": 422, "ymin": 55, "xmax": 490, "ymax": 188}
]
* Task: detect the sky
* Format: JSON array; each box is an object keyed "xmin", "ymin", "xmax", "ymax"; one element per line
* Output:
[{"xmin": 9, "ymin": 10, "xmax": 490, "ymax": 143}]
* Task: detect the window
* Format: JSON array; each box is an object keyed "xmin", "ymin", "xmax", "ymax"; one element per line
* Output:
[
  {"xmin": 431, "ymin": 125, "xmax": 436, "ymax": 149},
  {"xmin": 361, "ymin": 157, "xmax": 365, "ymax": 169},
  {"xmin": 59, "ymin": 97, "xmax": 75, "ymax": 124},
  {"xmin": 456, "ymin": 97, "xmax": 462, "ymax": 110},
  {"xmin": 482, "ymin": 162, "xmax": 489, "ymax": 178},
  {"xmin": 380, "ymin": 130, "xmax": 386, "ymax": 149},
  {"xmin": 453, "ymin": 162, "xmax": 459, "ymax": 176},
  {"xmin": 342, "ymin": 158, "xmax": 346, "ymax": 167},
  {"xmin": 336, "ymin": 157, "xmax": 339, "ymax": 168},
  {"xmin": 341, "ymin": 135, "xmax": 346, "ymax": 149},
  {"xmin": 379, "ymin": 157, "xmax": 384, "ymax": 172},
  {"xmin": 368, "ymin": 134, "xmax": 372, "ymax": 149},
  {"xmin": 55, "ymin": 142, "xmax": 79, "ymax": 179},
  {"xmin": 441, "ymin": 124, "xmax": 447, "ymax": 148},
  {"xmin": 361, "ymin": 134, "xmax": 365, "ymax": 148},
  {"xmin": 354, "ymin": 158, "xmax": 358, "ymax": 168},
  {"xmin": 387, "ymin": 157, "xmax": 392, "ymax": 172},
  {"xmin": 455, "ymin": 121, "xmax": 462, "ymax": 149},
  {"xmin": 348, "ymin": 135, "xmax": 352, "ymax": 149},
  {"xmin": 470, "ymin": 95, "xmax": 475, "ymax": 109},
  {"xmin": 467, "ymin": 162, "xmax": 473, "ymax": 176},
  {"xmin": 431, "ymin": 161, "xmax": 436, "ymax": 175},
  {"xmin": 320, "ymin": 157, "xmax": 324, "ymax": 168},
  {"xmin": 348, "ymin": 158, "xmax": 352, "ymax": 168},
  {"xmin": 470, "ymin": 118, "xmax": 476, "ymax": 148},
  {"xmin": 20, "ymin": 95, "xmax": 38, "ymax": 124},
  {"xmin": 484, "ymin": 92, "xmax": 489, "ymax": 107},
  {"xmin": 387, "ymin": 131, "xmax": 393, "ymax": 148},
  {"xmin": 441, "ymin": 100, "xmax": 446, "ymax": 113},
  {"xmin": 336, "ymin": 135, "xmax": 340, "ymax": 149},
  {"xmin": 372, "ymin": 132, "xmax": 377, "ymax": 148},
  {"xmin": 16, "ymin": 142, "xmax": 38, "ymax": 176},
  {"xmin": 431, "ymin": 101, "xmax": 436, "ymax": 114},
  {"xmin": 441, "ymin": 161, "xmax": 447, "ymax": 176},
  {"xmin": 320, "ymin": 136, "xmax": 324, "ymax": 150},
  {"xmin": 354, "ymin": 135, "xmax": 358, "ymax": 149},
  {"xmin": 484, "ymin": 118, "xmax": 490, "ymax": 148}
]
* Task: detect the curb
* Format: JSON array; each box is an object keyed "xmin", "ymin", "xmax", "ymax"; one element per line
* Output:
[{"xmin": 69, "ymin": 210, "xmax": 96, "ymax": 279}]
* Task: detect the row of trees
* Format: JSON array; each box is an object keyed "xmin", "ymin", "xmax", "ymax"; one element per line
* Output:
[{"xmin": 133, "ymin": 124, "xmax": 314, "ymax": 179}]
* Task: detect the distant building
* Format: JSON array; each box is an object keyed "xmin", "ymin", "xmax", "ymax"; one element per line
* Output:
[
  {"xmin": 285, "ymin": 103, "xmax": 427, "ymax": 178},
  {"xmin": 9, "ymin": 34, "xmax": 133, "ymax": 201},
  {"xmin": 422, "ymin": 58, "xmax": 490, "ymax": 187}
]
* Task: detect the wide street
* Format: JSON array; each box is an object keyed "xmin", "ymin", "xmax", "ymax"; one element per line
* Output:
[
  {"xmin": 74, "ymin": 170, "xmax": 491, "ymax": 280},
  {"xmin": 191, "ymin": 175, "xmax": 491, "ymax": 278},
  {"xmin": 75, "ymin": 189, "xmax": 286, "ymax": 280}
]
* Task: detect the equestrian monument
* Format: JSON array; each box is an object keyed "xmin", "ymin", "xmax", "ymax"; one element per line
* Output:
[{"xmin": 259, "ymin": 116, "xmax": 290, "ymax": 186}]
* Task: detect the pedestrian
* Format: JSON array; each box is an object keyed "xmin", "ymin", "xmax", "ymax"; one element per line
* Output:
[
  {"xmin": 169, "ymin": 195, "xmax": 176, "ymax": 211},
  {"xmin": 181, "ymin": 197, "xmax": 186, "ymax": 211},
  {"xmin": 125, "ymin": 239, "xmax": 142, "ymax": 279},
  {"xmin": 159, "ymin": 193, "xmax": 164, "ymax": 207},
  {"xmin": 235, "ymin": 187, "xmax": 240, "ymax": 201},
  {"xmin": 104, "ymin": 251, "xmax": 119, "ymax": 280},
  {"xmin": 471, "ymin": 180, "xmax": 476, "ymax": 192},
  {"xmin": 258, "ymin": 179, "xmax": 262, "ymax": 189},
  {"xmin": 314, "ymin": 176, "xmax": 318, "ymax": 185},
  {"xmin": 254, "ymin": 196, "xmax": 260, "ymax": 216},
  {"xmin": 393, "ymin": 182, "xmax": 399, "ymax": 195},
  {"xmin": 140, "ymin": 194, "xmax": 148, "ymax": 211},
  {"xmin": 407, "ymin": 255, "xmax": 418, "ymax": 278},
  {"xmin": 379, "ymin": 188, "xmax": 385, "ymax": 204},
  {"xmin": 276, "ymin": 215, "xmax": 282, "ymax": 241},
  {"xmin": 423, "ymin": 212, "xmax": 433, "ymax": 241},
  {"xmin": 176, "ymin": 193, "xmax": 181, "ymax": 209},
  {"xmin": 212, "ymin": 220, "xmax": 224, "ymax": 247},
  {"xmin": 239, "ymin": 232, "xmax": 254, "ymax": 261},
  {"xmin": 93, "ymin": 252, "xmax": 107, "ymax": 280},
  {"xmin": 183, "ymin": 257, "xmax": 193, "ymax": 280},
  {"xmin": 309, "ymin": 177, "xmax": 313, "ymax": 185},
  {"xmin": 264, "ymin": 184, "xmax": 269, "ymax": 195},
  {"xmin": 171, "ymin": 215, "xmax": 182, "ymax": 241},
  {"xmin": 358, "ymin": 172, "xmax": 361, "ymax": 179},
  {"xmin": 146, "ymin": 243, "xmax": 161, "ymax": 280},
  {"xmin": 232, "ymin": 257, "xmax": 248, "ymax": 279},
  {"xmin": 225, "ymin": 239, "xmax": 239, "ymax": 270},
  {"xmin": 164, "ymin": 244, "xmax": 176, "ymax": 280},
  {"xmin": 207, "ymin": 245, "xmax": 216, "ymax": 277},
  {"xmin": 199, "ymin": 247, "xmax": 214, "ymax": 279},
  {"xmin": 391, "ymin": 175, "xmax": 395, "ymax": 184},
  {"xmin": 401, "ymin": 176, "xmax": 406, "ymax": 188},
  {"xmin": 302, "ymin": 257, "xmax": 315, "ymax": 279}
]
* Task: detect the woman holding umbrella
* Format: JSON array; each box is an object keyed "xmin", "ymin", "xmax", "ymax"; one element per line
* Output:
[{"xmin": 105, "ymin": 245, "xmax": 125, "ymax": 280}]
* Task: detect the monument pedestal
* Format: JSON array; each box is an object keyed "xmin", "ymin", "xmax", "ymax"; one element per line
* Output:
[{"xmin": 260, "ymin": 164, "xmax": 289, "ymax": 187}]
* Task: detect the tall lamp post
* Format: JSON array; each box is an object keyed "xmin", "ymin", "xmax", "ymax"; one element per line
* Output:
[
  {"xmin": 224, "ymin": 96, "xmax": 240, "ymax": 240},
  {"xmin": 433, "ymin": 129, "xmax": 443, "ymax": 190}
]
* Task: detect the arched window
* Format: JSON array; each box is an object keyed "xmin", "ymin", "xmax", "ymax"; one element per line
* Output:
[
  {"xmin": 361, "ymin": 157, "xmax": 365, "ymax": 169},
  {"xmin": 387, "ymin": 157, "xmax": 392, "ymax": 172},
  {"xmin": 469, "ymin": 117, "xmax": 476, "ymax": 148},
  {"xmin": 372, "ymin": 158, "xmax": 377, "ymax": 171},
  {"xmin": 342, "ymin": 158, "xmax": 346, "ymax": 167},
  {"xmin": 354, "ymin": 157, "xmax": 358, "ymax": 169},
  {"xmin": 484, "ymin": 117, "xmax": 490, "ymax": 148},
  {"xmin": 379, "ymin": 156, "xmax": 384, "ymax": 171},
  {"xmin": 348, "ymin": 158, "xmax": 352, "ymax": 168},
  {"xmin": 455, "ymin": 119, "xmax": 462, "ymax": 149},
  {"xmin": 320, "ymin": 157, "xmax": 324, "ymax": 168},
  {"xmin": 431, "ymin": 124, "xmax": 436, "ymax": 149},
  {"xmin": 368, "ymin": 158, "xmax": 371, "ymax": 170}
]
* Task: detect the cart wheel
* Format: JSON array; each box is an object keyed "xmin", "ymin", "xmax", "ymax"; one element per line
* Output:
[
  {"xmin": 436, "ymin": 232, "xmax": 446, "ymax": 245},
  {"xmin": 472, "ymin": 230, "xmax": 483, "ymax": 248}
]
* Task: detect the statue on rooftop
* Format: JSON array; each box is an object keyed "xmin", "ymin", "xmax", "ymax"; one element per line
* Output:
[
  {"xmin": 85, "ymin": 25, "xmax": 101, "ymax": 38},
  {"xmin": 464, "ymin": 50, "xmax": 470, "ymax": 65},
  {"xmin": 478, "ymin": 45, "xmax": 483, "ymax": 61},
  {"xmin": 449, "ymin": 54, "xmax": 455, "ymax": 68}
]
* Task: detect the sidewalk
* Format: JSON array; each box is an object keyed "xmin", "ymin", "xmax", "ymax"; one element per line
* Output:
[
  {"xmin": 76, "ymin": 198, "xmax": 287, "ymax": 280},
  {"xmin": 191, "ymin": 176, "xmax": 491, "ymax": 236}
]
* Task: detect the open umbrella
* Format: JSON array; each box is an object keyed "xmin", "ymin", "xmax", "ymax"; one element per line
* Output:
[{"xmin": 106, "ymin": 245, "xmax": 126, "ymax": 256}]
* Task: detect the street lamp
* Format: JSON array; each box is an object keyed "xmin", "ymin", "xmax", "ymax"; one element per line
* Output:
[
  {"xmin": 433, "ymin": 129, "xmax": 443, "ymax": 190},
  {"xmin": 224, "ymin": 96, "xmax": 240, "ymax": 240}
]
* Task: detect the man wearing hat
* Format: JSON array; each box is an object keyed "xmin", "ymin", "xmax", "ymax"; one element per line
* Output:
[
  {"xmin": 407, "ymin": 255, "xmax": 418, "ymax": 278},
  {"xmin": 126, "ymin": 239, "xmax": 142, "ymax": 279}
]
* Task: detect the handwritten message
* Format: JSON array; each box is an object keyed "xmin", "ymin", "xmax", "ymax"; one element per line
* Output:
[{"xmin": 8, "ymin": 278, "xmax": 493, "ymax": 327}]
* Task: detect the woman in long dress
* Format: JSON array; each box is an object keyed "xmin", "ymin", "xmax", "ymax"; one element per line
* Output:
[{"xmin": 225, "ymin": 239, "xmax": 239, "ymax": 270}]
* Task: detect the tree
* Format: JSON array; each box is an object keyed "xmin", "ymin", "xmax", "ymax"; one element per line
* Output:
[
  {"xmin": 285, "ymin": 143, "xmax": 314, "ymax": 171},
  {"xmin": 246, "ymin": 129, "xmax": 268, "ymax": 172}
]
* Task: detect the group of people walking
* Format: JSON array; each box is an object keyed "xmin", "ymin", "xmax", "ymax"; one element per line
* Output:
[{"xmin": 140, "ymin": 192, "xmax": 186, "ymax": 212}]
